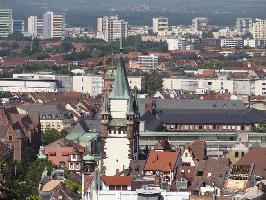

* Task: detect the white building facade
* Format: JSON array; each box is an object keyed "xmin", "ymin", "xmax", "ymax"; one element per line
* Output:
[
  {"xmin": 0, "ymin": 79, "xmax": 62, "ymax": 93},
  {"xmin": 43, "ymin": 11, "xmax": 65, "ymax": 39},
  {"xmin": 152, "ymin": 16, "xmax": 169, "ymax": 35},
  {"xmin": 253, "ymin": 18, "xmax": 266, "ymax": 39},
  {"xmin": 97, "ymin": 16, "xmax": 128, "ymax": 42},
  {"xmin": 138, "ymin": 54, "xmax": 159, "ymax": 71},
  {"xmin": 0, "ymin": 9, "xmax": 13, "ymax": 38},
  {"xmin": 72, "ymin": 75, "xmax": 103, "ymax": 97},
  {"xmin": 236, "ymin": 18, "xmax": 253, "ymax": 34},
  {"xmin": 163, "ymin": 77, "xmax": 266, "ymax": 96}
]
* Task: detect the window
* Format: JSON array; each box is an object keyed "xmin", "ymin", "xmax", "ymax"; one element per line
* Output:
[
  {"xmin": 109, "ymin": 186, "xmax": 115, "ymax": 190},
  {"xmin": 241, "ymin": 152, "xmax": 245, "ymax": 157},
  {"xmin": 208, "ymin": 82, "xmax": 212, "ymax": 85},
  {"xmin": 9, "ymin": 136, "xmax": 12, "ymax": 141},
  {"xmin": 72, "ymin": 154, "xmax": 77, "ymax": 160},
  {"xmin": 69, "ymin": 163, "xmax": 74, "ymax": 169},
  {"xmin": 235, "ymin": 152, "xmax": 239, "ymax": 158},
  {"xmin": 122, "ymin": 186, "xmax": 127, "ymax": 190},
  {"xmin": 196, "ymin": 171, "xmax": 204, "ymax": 176}
]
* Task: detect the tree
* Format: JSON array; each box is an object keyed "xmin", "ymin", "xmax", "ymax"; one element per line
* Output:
[
  {"xmin": 62, "ymin": 40, "xmax": 75, "ymax": 52},
  {"xmin": 41, "ymin": 128, "xmax": 60, "ymax": 145},
  {"xmin": 26, "ymin": 195, "xmax": 41, "ymax": 200},
  {"xmin": 256, "ymin": 120, "xmax": 266, "ymax": 132},
  {"xmin": 41, "ymin": 128, "xmax": 68, "ymax": 145},
  {"xmin": 142, "ymin": 71, "xmax": 163, "ymax": 95}
]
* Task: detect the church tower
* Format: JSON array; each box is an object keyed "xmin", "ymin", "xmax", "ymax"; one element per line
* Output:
[{"xmin": 100, "ymin": 39, "xmax": 139, "ymax": 176}]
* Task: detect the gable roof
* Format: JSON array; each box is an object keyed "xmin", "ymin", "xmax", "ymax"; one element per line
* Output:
[
  {"xmin": 144, "ymin": 151, "xmax": 180, "ymax": 172},
  {"xmin": 101, "ymin": 176, "xmax": 133, "ymax": 186},
  {"xmin": 236, "ymin": 147, "xmax": 266, "ymax": 178}
]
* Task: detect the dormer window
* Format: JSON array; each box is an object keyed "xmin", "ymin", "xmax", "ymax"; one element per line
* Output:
[{"xmin": 9, "ymin": 136, "xmax": 12, "ymax": 141}]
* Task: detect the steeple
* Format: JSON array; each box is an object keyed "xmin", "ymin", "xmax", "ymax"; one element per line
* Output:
[
  {"xmin": 101, "ymin": 95, "xmax": 110, "ymax": 115},
  {"xmin": 109, "ymin": 37, "xmax": 130, "ymax": 99}
]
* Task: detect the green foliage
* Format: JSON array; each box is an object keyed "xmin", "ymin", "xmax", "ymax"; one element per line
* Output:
[
  {"xmin": 256, "ymin": 120, "xmax": 266, "ymax": 132},
  {"xmin": 62, "ymin": 40, "xmax": 75, "ymax": 52},
  {"xmin": 7, "ymin": 32, "xmax": 25, "ymax": 41},
  {"xmin": 141, "ymin": 71, "xmax": 164, "ymax": 95},
  {"xmin": 41, "ymin": 128, "xmax": 68, "ymax": 145},
  {"xmin": 64, "ymin": 179, "xmax": 82, "ymax": 193},
  {"xmin": 35, "ymin": 52, "xmax": 50, "ymax": 60},
  {"xmin": 26, "ymin": 195, "xmax": 41, "ymax": 200},
  {"xmin": 1, "ymin": 158, "xmax": 53, "ymax": 200},
  {"xmin": 63, "ymin": 50, "xmax": 92, "ymax": 61}
]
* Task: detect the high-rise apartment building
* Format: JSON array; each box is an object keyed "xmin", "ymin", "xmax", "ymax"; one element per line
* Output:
[
  {"xmin": 152, "ymin": 16, "xmax": 168, "ymax": 34},
  {"xmin": 0, "ymin": 9, "xmax": 13, "ymax": 38},
  {"xmin": 236, "ymin": 18, "xmax": 253, "ymax": 34},
  {"xmin": 37, "ymin": 18, "xmax": 44, "ymax": 39},
  {"xmin": 253, "ymin": 18, "xmax": 266, "ymax": 39},
  {"xmin": 192, "ymin": 17, "xmax": 209, "ymax": 33},
  {"xmin": 27, "ymin": 16, "xmax": 44, "ymax": 39},
  {"xmin": 43, "ymin": 11, "xmax": 65, "ymax": 39},
  {"xmin": 97, "ymin": 16, "xmax": 128, "ymax": 42},
  {"xmin": 27, "ymin": 16, "xmax": 38, "ymax": 38},
  {"xmin": 13, "ymin": 20, "xmax": 25, "ymax": 33}
]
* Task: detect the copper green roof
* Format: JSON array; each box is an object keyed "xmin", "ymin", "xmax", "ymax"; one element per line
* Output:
[
  {"xmin": 109, "ymin": 119, "xmax": 127, "ymax": 127},
  {"xmin": 101, "ymin": 95, "xmax": 110, "ymax": 115},
  {"xmin": 66, "ymin": 132, "xmax": 99, "ymax": 142},
  {"xmin": 109, "ymin": 57, "xmax": 130, "ymax": 100},
  {"xmin": 83, "ymin": 154, "xmax": 95, "ymax": 162}
]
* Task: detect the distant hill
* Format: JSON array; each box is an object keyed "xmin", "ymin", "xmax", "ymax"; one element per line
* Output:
[{"xmin": 2, "ymin": 0, "xmax": 266, "ymax": 26}]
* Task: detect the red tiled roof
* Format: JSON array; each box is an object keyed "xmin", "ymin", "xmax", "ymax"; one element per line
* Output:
[
  {"xmin": 144, "ymin": 151, "xmax": 180, "ymax": 172},
  {"xmin": 101, "ymin": 176, "xmax": 133, "ymax": 186},
  {"xmin": 192, "ymin": 140, "xmax": 207, "ymax": 161},
  {"xmin": 236, "ymin": 147, "xmax": 266, "ymax": 178}
]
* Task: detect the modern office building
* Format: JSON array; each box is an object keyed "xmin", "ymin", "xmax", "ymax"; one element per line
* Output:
[
  {"xmin": 167, "ymin": 38, "xmax": 190, "ymax": 50},
  {"xmin": 97, "ymin": 16, "xmax": 128, "ymax": 42},
  {"xmin": 138, "ymin": 54, "xmax": 159, "ymax": 71},
  {"xmin": 253, "ymin": 18, "xmax": 266, "ymax": 39},
  {"xmin": 192, "ymin": 17, "xmax": 209, "ymax": 33},
  {"xmin": 236, "ymin": 18, "xmax": 253, "ymax": 34},
  {"xmin": 13, "ymin": 20, "xmax": 25, "ymax": 33},
  {"xmin": 13, "ymin": 73, "xmax": 73, "ymax": 91},
  {"xmin": 162, "ymin": 77, "xmax": 266, "ymax": 96},
  {"xmin": 0, "ymin": 78, "xmax": 62, "ymax": 93},
  {"xmin": 72, "ymin": 75, "xmax": 103, "ymax": 97},
  {"xmin": 0, "ymin": 9, "xmax": 13, "ymax": 38},
  {"xmin": 43, "ymin": 11, "xmax": 65, "ymax": 39},
  {"xmin": 152, "ymin": 16, "xmax": 168, "ymax": 34},
  {"xmin": 221, "ymin": 38, "xmax": 244, "ymax": 48}
]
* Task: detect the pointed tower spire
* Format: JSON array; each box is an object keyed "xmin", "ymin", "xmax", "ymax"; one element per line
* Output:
[
  {"xmin": 109, "ymin": 36, "xmax": 130, "ymax": 99},
  {"xmin": 101, "ymin": 95, "xmax": 110, "ymax": 115}
]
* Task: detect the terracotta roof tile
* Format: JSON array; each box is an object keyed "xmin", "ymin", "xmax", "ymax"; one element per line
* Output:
[
  {"xmin": 191, "ymin": 140, "xmax": 207, "ymax": 161},
  {"xmin": 236, "ymin": 147, "xmax": 266, "ymax": 178},
  {"xmin": 101, "ymin": 176, "xmax": 133, "ymax": 186},
  {"xmin": 144, "ymin": 151, "xmax": 180, "ymax": 172}
]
